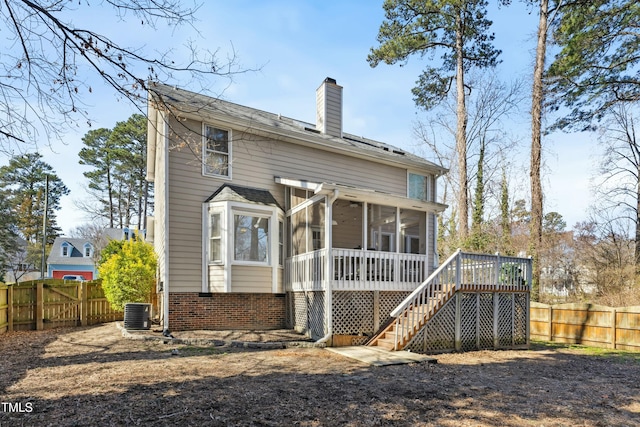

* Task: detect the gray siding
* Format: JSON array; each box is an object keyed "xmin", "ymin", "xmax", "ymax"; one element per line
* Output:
[
  {"xmin": 232, "ymin": 265, "xmax": 272, "ymax": 293},
  {"xmin": 162, "ymin": 115, "xmax": 437, "ymax": 293}
]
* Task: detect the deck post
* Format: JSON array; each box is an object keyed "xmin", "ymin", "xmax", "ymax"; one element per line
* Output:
[
  {"xmin": 454, "ymin": 293, "xmax": 461, "ymax": 351},
  {"xmin": 373, "ymin": 291, "xmax": 380, "ymax": 331},
  {"xmin": 455, "ymin": 252, "xmax": 461, "ymax": 291},
  {"xmin": 493, "ymin": 293, "xmax": 500, "ymax": 348}
]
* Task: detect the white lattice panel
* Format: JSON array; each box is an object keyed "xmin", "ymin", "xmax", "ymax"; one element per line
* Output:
[
  {"xmin": 478, "ymin": 293, "xmax": 494, "ymax": 349},
  {"xmin": 514, "ymin": 293, "xmax": 528, "ymax": 345},
  {"xmin": 307, "ymin": 291, "xmax": 326, "ymax": 340},
  {"xmin": 497, "ymin": 294, "xmax": 513, "ymax": 347},
  {"xmin": 288, "ymin": 292, "xmax": 308, "ymax": 332},
  {"xmin": 459, "ymin": 293, "xmax": 478, "ymax": 352},
  {"xmin": 422, "ymin": 298, "xmax": 456, "ymax": 353},
  {"xmin": 332, "ymin": 291, "xmax": 374, "ymax": 335},
  {"xmin": 379, "ymin": 291, "xmax": 412, "ymax": 320}
]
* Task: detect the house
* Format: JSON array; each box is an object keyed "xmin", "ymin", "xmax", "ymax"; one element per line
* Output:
[
  {"xmin": 46, "ymin": 228, "xmax": 135, "ymax": 280},
  {"xmin": 146, "ymin": 78, "xmax": 531, "ymax": 352},
  {"xmin": 2, "ymin": 238, "xmax": 40, "ymax": 283}
]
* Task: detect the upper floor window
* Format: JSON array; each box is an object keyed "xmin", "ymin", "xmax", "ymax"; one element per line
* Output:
[
  {"xmin": 408, "ymin": 172, "xmax": 430, "ymax": 201},
  {"xmin": 203, "ymin": 125, "xmax": 231, "ymax": 177},
  {"xmin": 61, "ymin": 242, "xmax": 70, "ymax": 257},
  {"xmin": 83, "ymin": 243, "xmax": 93, "ymax": 258}
]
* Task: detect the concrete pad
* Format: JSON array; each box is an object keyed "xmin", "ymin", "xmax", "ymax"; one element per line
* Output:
[{"xmin": 326, "ymin": 346, "xmax": 437, "ymax": 366}]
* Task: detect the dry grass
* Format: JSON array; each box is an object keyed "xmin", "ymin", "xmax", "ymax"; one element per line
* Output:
[{"xmin": 1, "ymin": 324, "xmax": 639, "ymax": 426}]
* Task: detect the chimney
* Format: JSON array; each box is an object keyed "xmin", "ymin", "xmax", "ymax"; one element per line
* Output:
[{"xmin": 316, "ymin": 77, "xmax": 343, "ymax": 138}]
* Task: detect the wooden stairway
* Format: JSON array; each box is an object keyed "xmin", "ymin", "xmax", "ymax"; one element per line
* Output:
[
  {"xmin": 368, "ymin": 291, "xmax": 453, "ymax": 350},
  {"xmin": 366, "ymin": 249, "xmax": 533, "ymax": 351}
]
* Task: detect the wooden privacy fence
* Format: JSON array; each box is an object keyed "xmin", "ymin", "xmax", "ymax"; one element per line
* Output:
[
  {"xmin": 0, "ymin": 280, "xmax": 123, "ymax": 333},
  {"xmin": 531, "ymin": 302, "xmax": 640, "ymax": 351}
]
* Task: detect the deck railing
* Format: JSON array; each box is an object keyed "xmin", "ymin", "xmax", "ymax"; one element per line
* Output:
[
  {"xmin": 285, "ymin": 248, "xmax": 429, "ymax": 292},
  {"xmin": 389, "ymin": 249, "xmax": 532, "ymax": 350}
]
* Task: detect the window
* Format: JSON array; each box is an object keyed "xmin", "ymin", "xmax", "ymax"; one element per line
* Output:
[
  {"xmin": 61, "ymin": 243, "xmax": 69, "ymax": 257},
  {"xmin": 209, "ymin": 212, "xmax": 222, "ymax": 262},
  {"xmin": 408, "ymin": 173, "xmax": 429, "ymax": 201},
  {"xmin": 83, "ymin": 243, "xmax": 93, "ymax": 258},
  {"xmin": 234, "ymin": 214, "xmax": 269, "ymax": 262},
  {"xmin": 278, "ymin": 220, "xmax": 284, "ymax": 267},
  {"xmin": 204, "ymin": 125, "xmax": 230, "ymax": 177},
  {"xmin": 311, "ymin": 227, "xmax": 322, "ymax": 251}
]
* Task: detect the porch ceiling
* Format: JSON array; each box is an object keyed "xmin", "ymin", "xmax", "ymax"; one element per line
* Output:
[{"xmin": 275, "ymin": 176, "xmax": 447, "ymax": 213}]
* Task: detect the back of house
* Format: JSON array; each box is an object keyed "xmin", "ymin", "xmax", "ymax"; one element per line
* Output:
[{"xmin": 146, "ymin": 78, "xmax": 448, "ymax": 333}]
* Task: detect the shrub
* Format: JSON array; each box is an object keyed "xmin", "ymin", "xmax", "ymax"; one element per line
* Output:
[{"xmin": 98, "ymin": 239, "xmax": 157, "ymax": 311}]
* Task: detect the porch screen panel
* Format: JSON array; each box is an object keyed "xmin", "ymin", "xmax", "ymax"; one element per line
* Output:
[
  {"xmin": 368, "ymin": 204, "xmax": 396, "ymax": 252},
  {"xmin": 291, "ymin": 209, "xmax": 307, "ymax": 256}
]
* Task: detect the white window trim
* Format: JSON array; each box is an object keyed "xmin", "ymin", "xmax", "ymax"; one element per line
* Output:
[
  {"xmin": 407, "ymin": 170, "xmax": 431, "ymax": 202},
  {"xmin": 207, "ymin": 208, "xmax": 224, "ymax": 265},
  {"xmin": 202, "ymin": 123, "xmax": 232, "ymax": 180},
  {"xmin": 231, "ymin": 209, "xmax": 273, "ymax": 266},
  {"xmin": 83, "ymin": 243, "xmax": 93, "ymax": 258},
  {"xmin": 204, "ymin": 200, "xmax": 283, "ymax": 293},
  {"xmin": 61, "ymin": 242, "xmax": 70, "ymax": 257}
]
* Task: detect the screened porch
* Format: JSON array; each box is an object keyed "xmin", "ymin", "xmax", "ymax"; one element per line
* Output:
[{"xmin": 279, "ymin": 179, "xmax": 447, "ymax": 293}]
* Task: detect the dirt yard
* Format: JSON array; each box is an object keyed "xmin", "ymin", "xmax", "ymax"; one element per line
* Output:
[{"xmin": 1, "ymin": 324, "xmax": 639, "ymax": 426}]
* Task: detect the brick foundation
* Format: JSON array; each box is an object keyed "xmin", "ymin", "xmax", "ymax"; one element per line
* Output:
[{"xmin": 167, "ymin": 292, "xmax": 286, "ymax": 331}]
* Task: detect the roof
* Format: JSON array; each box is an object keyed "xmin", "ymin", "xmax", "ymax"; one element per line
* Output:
[
  {"xmin": 47, "ymin": 237, "xmax": 95, "ymax": 266},
  {"xmin": 148, "ymin": 82, "xmax": 447, "ymax": 175},
  {"xmin": 205, "ymin": 184, "xmax": 283, "ymax": 210}
]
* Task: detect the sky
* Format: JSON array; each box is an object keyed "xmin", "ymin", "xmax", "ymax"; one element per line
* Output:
[{"xmin": 2, "ymin": 0, "xmax": 597, "ymax": 235}]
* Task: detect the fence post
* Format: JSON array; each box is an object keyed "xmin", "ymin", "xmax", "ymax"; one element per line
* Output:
[
  {"xmin": 8, "ymin": 285, "xmax": 13, "ymax": 332},
  {"xmin": 36, "ymin": 282, "xmax": 44, "ymax": 331},
  {"xmin": 611, "ymin": 308, "xmax": 616, "ymax": 350},
  {"xmin": 80, "ymin": 282, "xmax": 88, "ymax": 326},
  {"xmin": 547, "ymin": 305, "xmax": 553, "ymax": 342}
]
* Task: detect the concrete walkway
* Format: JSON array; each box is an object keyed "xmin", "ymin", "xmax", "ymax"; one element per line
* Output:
[{"xmin": 327, "ymin": 346, "xmax": 437, "ymax": 366}]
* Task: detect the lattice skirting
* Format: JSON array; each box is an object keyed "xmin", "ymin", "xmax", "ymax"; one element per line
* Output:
[
  {"xmin": 405, "ymin": 292, "xmax": 529, "ymax": 354},
  {"xmin": 287, "ymin": 291, "xmax": 412, "ymax": 339},
  {"xmin": 286, "ymin": 291, "xmax": 326, "ymax": 340}
]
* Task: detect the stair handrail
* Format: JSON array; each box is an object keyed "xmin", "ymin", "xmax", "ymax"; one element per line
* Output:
[
  {"xmin": 390, "ymin": 248, "xmax": 461, "ymax": 318},
  {"xmin": 390, "ymin": 248, "xmax": 462, "ymax": 350}
]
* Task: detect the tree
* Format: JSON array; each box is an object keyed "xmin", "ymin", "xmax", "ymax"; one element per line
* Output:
[
  {"xmin": 0, "ymin": 193, "xmax": 19, "ymax": 274},
  {"xmin": 1, "ymin": 1, "xmax": 247, "ymax": 153},
  {"xmin": 499, "ymin": 169, "xmax": 513, "ymax": 255},
  {"xmin": 591, "ymin": 105, "xmax": 640, "ymax": 273},
  {"xmin": 415, "ymin": 73, "xmax": 523, "ymax": 254},
  {"xmin": 368, "ymin": 0, "xmax": 500, "ymax": 239},
  {"xmin": 547, "ymin": 0, "xmax": 640, "ymax": 131},
  {"xmin": 78, "ymin": 114, "xmax": 152, "ymax": 228},
  {"xmin": 99, "ymin": 238, "xmax": 157, "ymax": 311},
  {"xmin": 0, "ymin": 153, "xmax": 69, "ymax": 244}
]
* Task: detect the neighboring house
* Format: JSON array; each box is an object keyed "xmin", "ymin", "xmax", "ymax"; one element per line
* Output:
[
  {"xmin": 46, "ymin": 228, "xmax": 135, "ymax": 280},
  {"xmin": 2, "ymin": 238, "xmax": 40, "ymax": 283},
  {"xmin": 47, "ymin": 238, "xmax": 97, "ymax": 280},
  {"xmin": 147, "ymin": 79, "xmax": 531, "ymax": 352}
]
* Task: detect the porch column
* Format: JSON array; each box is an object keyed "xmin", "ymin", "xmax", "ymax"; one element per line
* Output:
[{"xmin": 325, "ymin": 190, "xmax": 339, "ymax": 339}]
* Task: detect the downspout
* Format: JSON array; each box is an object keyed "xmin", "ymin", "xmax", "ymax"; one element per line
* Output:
[{"xmin": 316, "ymin": 189, "xmax": 339, "ymax": 344}]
